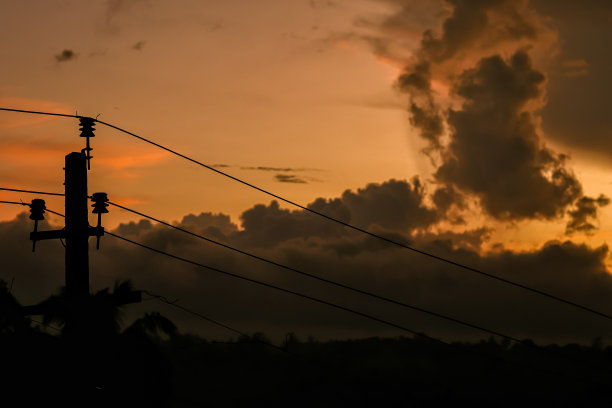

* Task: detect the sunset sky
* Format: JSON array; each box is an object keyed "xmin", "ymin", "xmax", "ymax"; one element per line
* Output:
[{"xmin": 1, "ymin": 0, "xmax": 612, "ymax": 343}]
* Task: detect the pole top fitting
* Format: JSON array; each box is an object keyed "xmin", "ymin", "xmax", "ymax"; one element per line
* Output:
[{"xmin": 79, "ymin": 117, "xmax": 95, "ymax": 170}]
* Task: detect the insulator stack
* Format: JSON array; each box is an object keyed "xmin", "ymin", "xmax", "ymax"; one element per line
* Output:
[
  {"xmin": 91, "ymin": 192, "xmax": 109, "ymax": 249},
  {"xmin": 91, "ymin": 192, "xmax": 109, "ymax": 215},
  {"xmin": 79, "ymin": 117, "xmax": 95, "ymax": 170},
  {"xmin": 29, "ymin": 198, "xmax": 46, "ymax": 252},
  {"xmin": 29, "ymin": 198, "xmax": 46, "ymax": 221}
]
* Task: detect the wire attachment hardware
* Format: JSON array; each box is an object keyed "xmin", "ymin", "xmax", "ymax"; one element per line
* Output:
[
  {"xmin": 91, "ymin": 192, "xmax": 108, "ymax": 249},
  {"xmin": 29, "ymin": 198, "xmax": 46, "ymax": 252},
  {"xmin": 79, "ymin": 117, "xmax": 95, "ymax": 170}
]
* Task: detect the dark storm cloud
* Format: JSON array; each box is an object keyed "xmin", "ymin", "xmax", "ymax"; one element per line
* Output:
[
  {"xmin": 55, "ymin": 49, "xmax": 77, "ymax": 62},
  {"xmin": 237, "ymin": 178, "xmax": 438, "ymax": 249},
  {"xmin": 392, "ymin": 0, "xmax": 543, "ymax": 154},
  {"xmin": 432, "ymin": 185, "xmax": 466, "ymax": 224},
  {"xmin": 532, "ymin": 0, "xmax": 612, "ymax": 22},
  {"xmin": 436, "ymin": 51, "xmax": 583, "ymax": 220},
  {"xmin": 419, "ymin": 0, "xmax": 537, "ymax": 63},
  {"xmin": 3, "ymin": 182, "xmax": 612, "ymax": 344},
  {"xmin": 530, "ymin": 0, "xmax": 612, "ymax": 160},
  {"xmin": 340, "ymin": 178, "xmax": 439, "ymax": 231},
  {"xmin": 566, "ymin": 195, "xmax": 611, "ymax": 235},
  {"xmin": 359, "ymin": 0, "xmax": 607, "ymax": 231},
  {"xmin": 341, "ymin": 0, "xmax": 445, "ymax": 65},
  {"xmin": 396, "ymin": 62, "xmax": 445, "ymax": 150}
]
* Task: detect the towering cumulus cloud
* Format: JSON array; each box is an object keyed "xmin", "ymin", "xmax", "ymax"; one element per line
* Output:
[
  {"xmin": 436, "ymin": 51, "xmax": 581, "ymax": 220},
  {"xmin": 382, "ymin": 0, "xmax": 608, "ymax": 232}
]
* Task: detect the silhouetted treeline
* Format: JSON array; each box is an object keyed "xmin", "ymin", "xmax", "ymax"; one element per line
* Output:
[
  {"xmin": 165, "ymin": 333, "xmax": 612, "ymax": 407},
  {"xmin": 3, "ymin": 277, "xmax": 612, "ymax": 407}
]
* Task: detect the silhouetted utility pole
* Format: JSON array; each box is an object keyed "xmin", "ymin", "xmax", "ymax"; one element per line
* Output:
[
  {"xmin": 22, "ymin": 118, "xmax": 141, "ymax": 331},
  {"xmin": 64, "ymin": 152, "xmax": 93, "ymax": 301}
]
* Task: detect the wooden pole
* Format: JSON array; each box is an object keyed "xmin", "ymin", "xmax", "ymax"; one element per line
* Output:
[{"xmin": 64, "ymin": 152, "xmax": 90, "ymax": 333}]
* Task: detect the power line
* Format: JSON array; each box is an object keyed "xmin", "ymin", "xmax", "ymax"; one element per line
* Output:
[
  {"xmin": 145, "ymin": 291, "xmax": 291, "ymax": 355},
  {"xmin": 11, "ymin": 202, "xmax": 423, "ymax": 342},
  {"xmin": 1, "ymin": 109, "xmax": 611, "ymax": 321},
  {"xmin": 108, "ymin": 201, "xmax": 555, "ymax": 342},
  {"xmin": 0, "ymin": 198, "xmax": 570, "ymax": 353},
  {"xmin": 0, "ymin": 200, "xmax": 28, "ymax": 206},
  {"xmin": 104, "ymin": 231, "xmax": 443, "ymax": 344},
  {"xmin": 3, "ymin": 187, "xmax": 612, "ymax": 327},
  {"xmin": 0, "ymin": 201, "xmax": 452, "ymax": 345},
  {"xmin": 1, "ymin": 200, "xmax": 609, "ymax": 377},
  {"xmin": 1, "ymin": 197, "xmax": 600, "ymax": 357},
  {"xmin": 0, "ymin": 197, "xmax": 286, "ymax": 352},
  {"xmin": 144, "ymin": 290, "xmax": 245, "ymax": 338},
  {"xmin": 93, "ymin": 118, "xmax": 610, "ymax": 317},
  {"xmin": 0, "ymin": 198, "xmax": 65, "ymax": 219},
  {"xmin": 0, "ymin": 187, "xmax": 64, "ymax": 197},
  {"xmin": 0, "ymin": 107, "xmax": 83, "ymax": 120},
  {"xmin": 145, "ymin": 294, "xmax": 612, "ymax": 387},
  {"xmin": 104, "ymin": 230, "xmax": 612, "ymax": 378},
  {"xmin": 0, "ymin": 199, "xmax": 293, "ymax": 352}
]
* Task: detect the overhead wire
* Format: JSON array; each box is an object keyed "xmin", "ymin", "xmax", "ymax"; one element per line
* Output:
[
  {"xmin": 0, "ymin": 200, "xmax": 28, "ymax": 206},
  {"xmin": 1, "ymin": 200, "xmax": 610, "ymax": 378},
  {"xmin": 104, "ymin": 230, "xmax": 443, "ymax": 344},
  {"xmin": 0, "ymin": 187, "xmax": 64, "ymax": 197},
  {"xmin": 0, "ymin": 199, "xmax": 289, "ymax": 352},
  {"xmin": 145, "ymin": 290, "xmax": 292, "ymax": 355},
  {"xmin": 0, "ymin": 109, "xmax": 611, "ymax": 382},
  {"xmin": 0, "ymin": 196, "xmax": 576, "ymax": 354},
  {"xmin": 92, "ymin": 118, "xmax": 612, "ymax": 320},
  {"xmin": 0, "ymin": 107, "xmax": 84, "ymax": 120},
  {"xmin": 0, "ymin": 198, "xmax": 589, "ymax": 360},
  {"xmin": 1, "ymin": 107, "xmax": 610, "ymax": 322},
  {"xmin": 144, "ymin": 290, "xmax": 245, "ymax": 338},
  {"xmin": 99, "ymin": 230, "xmax": 612, "ymax": 378},
  {"xmin": 107, "ymin": 201, "xmax": 551, "ymax": 342},
  {"xmin": 3, "ymin": 182, "xmax": 612, "ymax": 324},
  {"xmin": 0, "ymin": 200, "xmax": 439, "ymax": 342},
  {"xmin": 145, "ymin": 292, "xmax": 612, "ymax": 385}
]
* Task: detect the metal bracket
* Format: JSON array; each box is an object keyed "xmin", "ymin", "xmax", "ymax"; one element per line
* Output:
[{"xmin": 30, "ymin": 226, "xmax": 104, "ymax": 242}]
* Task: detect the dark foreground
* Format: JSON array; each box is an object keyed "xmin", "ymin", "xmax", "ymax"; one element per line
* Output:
[{"xmin": 3, "ymin": 328, "xmax": 612, "ymax": 407}]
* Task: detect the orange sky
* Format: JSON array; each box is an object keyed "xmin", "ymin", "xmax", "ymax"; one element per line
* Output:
[{"xmin": 1, "ymin": 0, "xmax": 611, "ymax": 258}]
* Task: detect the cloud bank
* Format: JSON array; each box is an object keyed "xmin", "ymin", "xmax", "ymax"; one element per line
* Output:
[{"xmin": 2, "ymin": 179, "xmax": 611, "ymax": 344}]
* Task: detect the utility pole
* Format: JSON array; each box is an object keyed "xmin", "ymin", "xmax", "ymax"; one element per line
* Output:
[
  {"xmin": 22, "ymin": 118, "xmax": 140, "ymax": 331},
  {"xmin": 16, "ymin": 117, "xmax": 143, "ymax": 402},
  {"xmin": 64, "ymin": 152, "xmax": 90, "ymax": 301}
]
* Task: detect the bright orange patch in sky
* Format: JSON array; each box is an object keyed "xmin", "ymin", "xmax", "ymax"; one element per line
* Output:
[
  {"xmin": 0, "ymin": 141, "xmax": 73, "ymax": 164},
  {"xmin": 96, "ymin": 151, "xmax": 169, "ymax": 171}
]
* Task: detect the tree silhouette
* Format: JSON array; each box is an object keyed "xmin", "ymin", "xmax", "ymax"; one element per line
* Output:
[
  {"xmin": 19, "ymin": 280, "xmax": 175, "ymax": 406},
  {"xmin": 0, "ymin": 279, "xmax": 30, "ymax": 334},
  {"xmin": 124, "ymin": 311, "xmax": 177, "ymax": 340},
  {"xmin": 39, "ymin": 280, "xmax": 135, "ymax": 338}
]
